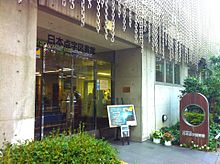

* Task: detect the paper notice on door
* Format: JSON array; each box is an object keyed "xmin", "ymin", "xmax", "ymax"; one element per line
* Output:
[{"xmin": 100, "ymin": 80, "xmax": 108, "ymax": 90}]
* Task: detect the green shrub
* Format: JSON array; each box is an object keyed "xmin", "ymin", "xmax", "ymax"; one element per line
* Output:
[
  {"xmin": 160, "ymin": 122, "xmax": 180, "ymax": 145},
  {"xmin": 159, "ymin": 122, "xmax": 220, "ymax": 151},
  {"xmin": 0, "ymin": 132, "xmax": 120, "ymax": 163},
  {"xmin": 183, "ymin": 112, "xmax": 204, "ymax": 126}
]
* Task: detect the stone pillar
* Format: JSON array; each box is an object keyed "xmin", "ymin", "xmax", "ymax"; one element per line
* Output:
[
  {"xmin": 0, "ymin": 0, "xmax": 37, "ymax": 145},
  {"xmin": 141, "ymin": 44, "xmax": 156, "ymax": 141}
]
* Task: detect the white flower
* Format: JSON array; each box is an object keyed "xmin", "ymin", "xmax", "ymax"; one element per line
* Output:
[
  {"xmin": 0, "ymin": 151, "xmax": 3, "ymax": 158},
  {"xmin": 201, "ymin": 146, "xmax": 204, "ymax": 149},
  {"xmin": 180, "ymin": 144, "xmax": 183, "ymax": 147}
]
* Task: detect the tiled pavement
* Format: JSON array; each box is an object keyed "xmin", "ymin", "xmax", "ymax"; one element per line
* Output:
[{"xmin": 113, "ymin": 141, "xmax": 220, "ymax": 164}]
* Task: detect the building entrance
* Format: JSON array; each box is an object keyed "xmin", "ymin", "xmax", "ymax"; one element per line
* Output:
[{"xmin": 35, "ymin": 46, "xmax": 112, "ymax": 139}]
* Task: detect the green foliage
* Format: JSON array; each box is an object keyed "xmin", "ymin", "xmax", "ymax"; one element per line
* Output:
[
  {"xmin": 183, "ymin": 112, "xmax": 204, "ymax": 126},
  {"xmin": 152, "ymin": 130, "xmax": 162, "ymax": 139},
  {"xmin": 182, "ymin": 56, "xmax": 220, "ymax": 118},
  {"xmin": 158, "ymin": 122, "xmax": 220, "ymax": 151},
  {"xmin": 160, "ymin": 122, "xmax": 180, "ymax": 145},
  {"xmin": 0, "ymin": 131, "xmax": 120, "ymax": 163},
  {"xmin": 181, "ymin": 76, "xmax": 207, "ymax": 96}
]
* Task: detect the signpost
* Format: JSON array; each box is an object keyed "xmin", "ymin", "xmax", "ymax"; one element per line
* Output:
[
  {"xmin": 180, "ymin": 93, "xmax": 209, "ymax": 146},
  {"xmin": 107, "ymin": 105, "xmax": 137, "ymax": 128},
  {"xmin": 107, "ymin": 104, "xmax": 137, "ymax": 145}
]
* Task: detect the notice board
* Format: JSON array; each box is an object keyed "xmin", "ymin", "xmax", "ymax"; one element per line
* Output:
[{"xmin": 107, "ymin": 105, "xmax": 137, "ymax": 128}]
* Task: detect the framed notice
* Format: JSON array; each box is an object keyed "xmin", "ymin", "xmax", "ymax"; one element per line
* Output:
[
  {"xmin": 120, "ymin": 125, "xmax": 130, "ymax": 137},
  {"xmin": 107, "ymin": 105, "xmax": 137, "ymax": 128}
]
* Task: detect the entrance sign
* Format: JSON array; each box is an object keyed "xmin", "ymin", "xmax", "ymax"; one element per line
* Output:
[
  {"xmin": 47, "ymin": 34, "xmax": 96, "ymax": 57},
  {"xmin": 180, "ymin": 93, "xmax": 209, "ymax": 146},
  {"xmin": 107, "ymin": 105, "xmax": 137, "ymax": 128}
]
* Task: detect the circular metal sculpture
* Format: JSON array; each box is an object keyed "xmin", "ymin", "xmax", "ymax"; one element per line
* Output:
[{"xmin": 180, "ymin": 93, "xmax": 209, "ymax": 146}]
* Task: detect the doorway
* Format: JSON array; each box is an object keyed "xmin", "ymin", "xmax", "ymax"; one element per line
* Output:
[{"xmin": 35, "ymin": 47, "xmax": 112, "ymax": 139}]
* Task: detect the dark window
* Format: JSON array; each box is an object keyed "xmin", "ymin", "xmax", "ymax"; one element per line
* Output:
[
  {"xmin": 174, "ymin": 64, "xmax": 180, "ymax": 84},
  {"xmin": 156, "ymin": 57, "xmax": 164, "ymax": 82},
  {"xmin": 166, "ymin": 60, "xmax": 173, "ymax": 83}
]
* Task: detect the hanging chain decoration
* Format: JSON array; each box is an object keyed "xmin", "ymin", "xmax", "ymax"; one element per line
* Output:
[
  {"xmin": 81, "ymin": 0, "xmax": 86, "ymax": 27},
  {"xmin": 117, "ymin": 0, "xmax": 122, "ymax": 18},
  {"xmin": 62, "ymin": 0, "xmax": 67, "ymax": 6},
  {"xmin": 104, "ymin": 0, "xmax": 109, "ymax": 40},
  {"xmin": 139, "ymin": 17, "xmax": 144, "ymax": 53},
  {"xmin": 143, "ymin": 19, "xmax": 147, "ymax": 33},
  {"xmin": 148, "ymin": 21, "xmax": 151, "ymax": 43},
  {"xmin": 122, "ymin": 4, "xmax": 127, "ymax": 32},
  {"xmin": 134, "ymin": 14, "xmax": 138, "ymax": 43},
  {"xmin": 69, "ymin": 0, "xmax": 75, "ymax": 9},
  {"xmin": 88, "ymin": 0, "xmax": 92, "ymax": 9},
  {"xmin": 17, "ymin": 0, "xmax": 23, "ymax": 4},
  {"xmin": 96, "ymin": 0, "xmax": 101, "ymax": 33},
  {"xmin": 111, "ymin": 0, "xmax": 116, "ymax": 42},
  {"xmin": 128, "ymin": 9, "xmax": 132, "ymax": 28},
  {"xmin": 17, "ymin": 0, "xmax": 210, "ymax": 64},
  {"xmin": 101, "ymin": 0, "xmax": 105, "ymax": 8}
]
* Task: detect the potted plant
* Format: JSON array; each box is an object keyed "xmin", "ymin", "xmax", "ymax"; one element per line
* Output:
[
  {"xmin": 163, "ymin": 132, "xmax": 173, "ymax": 146},
  {"xmin": 152, "ymin": 130, "xmax": 162, "ymax": 144}
]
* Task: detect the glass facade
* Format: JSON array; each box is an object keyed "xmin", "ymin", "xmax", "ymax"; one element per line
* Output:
[{"xmin": 35, "ymin": 47, "xmax": 112, "ymax": 139}]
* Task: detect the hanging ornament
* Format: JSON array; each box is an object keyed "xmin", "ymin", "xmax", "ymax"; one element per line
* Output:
[
  {"xmin": 62, "ymin": 0, "xmax": 67, "ymax": 6},
  {"xmin": 104, "ymin": 0, "xmax": 109, "ymax": 40},
  {"xmin": 139, "ymin": 17, "xmax": 144, "ymax": 52},
  {"xmin": 111, "ymin": 0, "xmax": 116, "ymax": 42},
  {"xmin": 96, "ymin": 0, "xmax": 101, "ymax": 33},
  {"xmin": 81, "ymin": 0, "xmax": 85, "ymax": 27},
  {"xmin": 122, "ymin": 4, "xmax": 127, "ymax": 32},
  {"xmin": 69, "ymin": 0, "xmax": 75, "ymax": 9},
  {"xmin": 129, "ymin": 9, "xmax": 132, "ymax": 28},
  {"xmin": 134, "ymin": 14, "xmax": 138, "ymax": 43},
  {"xmin": 148, "ymin": 22, "xmax": 151, "ymax": 43},
  {"xmin": 118, "ymin": 0, "xmax": 122, "ymax": 18},
  {"xmin": 18, "ymin": 0, "xmax": 23, "ymax": 4},
  {"xmin": 101, "ymin": 0, "xmax": 104, "ymax": 8},
  {"xmin": 88, "ymin": 0, "xmax": 92, "ymax": 9}
]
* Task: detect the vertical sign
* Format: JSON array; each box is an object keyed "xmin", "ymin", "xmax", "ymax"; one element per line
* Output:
[{"xmin": 180, "ymin": 93, "xmax": 209, "ymax": 146}]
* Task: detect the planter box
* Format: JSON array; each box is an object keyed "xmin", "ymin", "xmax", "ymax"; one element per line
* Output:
[
  {"xmin": 164, "ymin": 141, "xmax": 172, "ymax": 146},
  {"xmin": 153, "ymin": 138, "xmax": 161, "ymax": 144}
]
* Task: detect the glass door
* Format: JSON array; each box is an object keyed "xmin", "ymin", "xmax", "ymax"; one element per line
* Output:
[{"xmin": 35, "ymin": 48, "xmax": 78, "ymax": 139}]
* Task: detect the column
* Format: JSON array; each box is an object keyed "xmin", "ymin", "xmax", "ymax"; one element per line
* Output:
[{"xmin": 0, "ymin": 0, "xmax": 37, "ymax": 145}]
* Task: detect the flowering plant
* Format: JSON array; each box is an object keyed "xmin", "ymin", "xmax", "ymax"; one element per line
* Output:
[
  {"xmin": 152, "ymin": 130, "xmax": 162, "ymax": 139},
  {"xmin": 163, "ymin": 132, "xmax": 174, "ymax": 141}
]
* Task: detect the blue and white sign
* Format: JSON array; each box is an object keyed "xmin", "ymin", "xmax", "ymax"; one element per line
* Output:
[{"xmin": 107, "ymin": 105, "xmax": 137, "ymax": 128}]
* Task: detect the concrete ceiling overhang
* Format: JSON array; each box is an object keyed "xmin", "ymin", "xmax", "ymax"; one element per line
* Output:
[{"xmin": 37, "ymin": 9, "xmax": 137, "ymax": 53}]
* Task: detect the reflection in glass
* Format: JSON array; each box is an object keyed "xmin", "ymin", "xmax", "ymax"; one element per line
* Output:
[{"xmin": 183, "ymin": 105, "xmax": 205, "ymax": 126}]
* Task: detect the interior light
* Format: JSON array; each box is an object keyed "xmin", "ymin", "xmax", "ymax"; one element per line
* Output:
[
  {"xmin": 79, "ymin": 76, "xmax": 86, "ymax": 79},
  {"xmin": 44, "ymin": 70, "xmax": 59, "ymax": 73},
  {"xmin": 97, "ymin": 72, "xmax": 111, "ymax": 76},
  {"xmin": 35, "ymin": 72, "xmax": 41, "ymax": 76},
  {"xmin": 63, "ymin": 68, "xmax": 72, "ymax": 71}
]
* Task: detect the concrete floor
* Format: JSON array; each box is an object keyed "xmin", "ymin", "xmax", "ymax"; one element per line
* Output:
[{"xmin": 112, "ymin": 141, "xmax": 220, "ymax": 164}]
